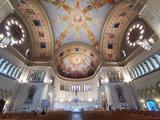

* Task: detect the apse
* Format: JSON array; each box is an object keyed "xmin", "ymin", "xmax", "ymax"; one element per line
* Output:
[{"xmin": 54, "ymin": 43, "xmax": 100, "ymax": 79}]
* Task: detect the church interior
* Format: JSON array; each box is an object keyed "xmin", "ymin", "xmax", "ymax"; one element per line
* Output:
[{"xmin": 0, "ymin": 0, "xmax": 160, "ymax": 119}]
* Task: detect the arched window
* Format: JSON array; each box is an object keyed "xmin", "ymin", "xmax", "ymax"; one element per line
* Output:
[
  {"xmin": 15, "ymin": 68, "xmax": 20, "ymax": 79},
  {"xmin": 12, "ymin": 67, "xmax": 18, "ymax": 78},
  {"xmin": 144, "ymin": 60, "xmax": 154, "ymax": 71},
  {"xmin": 130, "ymin": 53, "xmax": 160, "ymax": 80},
  {"xmin": 0, "ymin": 58, "xmax": 21, "ymax": 80},
  {"xmin": 78, "ymin": 86, "xmax": 81, "ymax": 91},
  {"xmin": 2, "ymin": 62, "xmax": 10, "ymax": 73},
  {"xmin": 132, "ymin": 68, "xmax": 138, "ymax": 78},
  {"xmin": 71, "ymin": 86, "xmax": 74, "ymax": 92},
  {"xmin": 84, "ymin": 85, "xmax": 86, "ymax": 91},
  {"xmin": 0, "ymin": 58, "xmax": 5, "ymax": 67},
  {"xmin": 135, "ymin": 66, "xmax": 141, "ymax": 77},
  {"xmin": 138, "ymin": 64, "xmax": 145, "ymax": 75},
  {"xmin": 149, "ymin": 57, "xmax": 159, "ymax": 69},
  {"xmin": 8, "ymin": 66, "xmax": 16, "ymax": 76},
  {"xmin": 8, "ymin": 65, "xmax": 14, "ymax": 76},
  {"xmin": 10, "ymin": 66, "xmax": 17, "ymax": 77},
  {"xmin": 131, "ymin": 69, "xmax": 136, "ymax": 78},
  {"xmin": 3, "ymin": 63, "xmax": 12, "ymax": 74},
  {"xmin": 140, "ymin": 63, "xmax": 146, "ymax": 73},
  {"xmin": 85, "ymin": 85, "xmax": 88, "ymax": 91},
  {"xmin": 153, "ymin": 54, "xmax": 160, "ymax": 66},
  {"xmin": 0, "ymin": 61, "xmax": 8, "ymax": 73},
  {"xmin": 142, "ymin": 62, "xmax": 149, "ymax": 73},
  {"xmin": 137, "ymin": 65, "xmax": 143, "ymax": 76}
]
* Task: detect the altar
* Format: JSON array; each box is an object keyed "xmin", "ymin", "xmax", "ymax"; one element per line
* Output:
[{"xmin": 52, "ymin": 100, "xmax": 99, "ymax": 112}]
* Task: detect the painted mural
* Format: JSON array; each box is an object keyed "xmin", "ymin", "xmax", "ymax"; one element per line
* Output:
[
  {"xmin": 54, "ymin": 44, "xmax": 100, "ymax": 79},
  {"xmin": 58, "ymin": 54, "xmax": 95, "ymax": 78},
  {"xmin": 42, "ymin": 0, "xmax": 114, "ymax": 50}
]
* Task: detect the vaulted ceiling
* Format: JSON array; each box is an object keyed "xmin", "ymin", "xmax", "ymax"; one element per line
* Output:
[
  {"xmin": 5, "ymin": 0, "xmax": 153, "ymax": 79},
  {"xmin": 42, "ymin": 0, "xmax": 113, "ymax": 50}
]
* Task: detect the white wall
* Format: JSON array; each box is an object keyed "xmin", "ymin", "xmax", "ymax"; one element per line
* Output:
[
  {"xmin": 53, "ymin": 75, "xmax": 98, "ymax": 103},
  {"xmin": 0, "ymin": 48, "xmax": 55, "ymax": 112},
  {"xmin": 9, "ymin": 83, "xmax": 50, "ymax": 112},
  {"xmin": 139, "ymin": 0, "xmax": 160, "ymax": 38},
  {"xmin": 0, "ymin": 48, "xmax": 25, "ymax": 67},
  {"xmin": 99, "ymin": 82, "xmax": 137, "ymax": 110},
  {"xmin": 0, "ymin": 75, "xmax": 18, "ymax": 91},
  {"xmin": 0, "ymin": 48, "xmax": 26, "ymax": 103},
  {"xmin": 0, "ymin": 0, "xmax": 14, "ymax": 23}
]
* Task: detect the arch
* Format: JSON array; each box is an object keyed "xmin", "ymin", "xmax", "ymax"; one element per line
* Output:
[
  {"xmin": 100, "ymin": 0, "xmax": 137, "ymax": 62},
  {"xmin": 54, "ymin": 43, "xmax": 100, "ymax": 80},
  {"xmin": 13, "ymin": 0, "xmax": 54, "ymax": 61}
]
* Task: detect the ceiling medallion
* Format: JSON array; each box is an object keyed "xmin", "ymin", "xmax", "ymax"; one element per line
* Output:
[
  {"xmin": 126, "ymin": 22, "xmax": 145, "ymax": 47},
  {"xmin": 70, "ymin": 9, "xmax": 85, "ymax": 26},
  {"xmin": 4, "ymin": 17, "xmax": 26, "ymax": 46}
]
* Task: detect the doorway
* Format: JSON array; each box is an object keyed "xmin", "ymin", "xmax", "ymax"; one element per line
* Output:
[{"xmin": 146, "ymin": 100, "xmax": 159, "ymax": 111}]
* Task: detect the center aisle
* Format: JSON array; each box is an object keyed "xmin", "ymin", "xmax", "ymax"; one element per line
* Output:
[{"xmin": 71, "ymin": 112, "xmax": 83, "ymax": 120}]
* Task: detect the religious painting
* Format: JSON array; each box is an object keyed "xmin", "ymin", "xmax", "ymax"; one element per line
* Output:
[
  {"xmin": 58, "ymin": 54, "xmax": 95, "ymax": 79},
  {"xmin": 115, "ymin": 85, "xmax": 126, "ymax": 103},
  {"xmin": 25, "ymin": 85, "xmax": 36, "ymax": 104},
  {"xmin": 54, "ymin": 44, "xmax": 100, "ymax": 79},
  {"xmin": 42, "ymin": 0, "xmax": 114, "ymax": 50}
]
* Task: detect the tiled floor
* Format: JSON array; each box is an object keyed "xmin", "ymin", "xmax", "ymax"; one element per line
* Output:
[{"xmin": 71, "ymin": 112, "xmax": 82, "ymax": 120}]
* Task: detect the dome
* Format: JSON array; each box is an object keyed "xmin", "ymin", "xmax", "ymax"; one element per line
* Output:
[{"xmin": 54, "ymin": 43, "xmax": 100, "ymax": 79}]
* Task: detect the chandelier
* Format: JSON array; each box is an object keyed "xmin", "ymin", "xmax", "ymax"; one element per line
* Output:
[
  {"xmin": 0, "ymin": 17, "xmax": 26, "ymax": 48},
  {"xmin": 126, "ymin": 22, "xmax": 155, "ymax": 51}
]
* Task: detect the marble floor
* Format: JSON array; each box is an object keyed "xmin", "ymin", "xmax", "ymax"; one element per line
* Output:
[{"xmin": 71, "ymin": 112, "xmax": 82, "ymax": 120}]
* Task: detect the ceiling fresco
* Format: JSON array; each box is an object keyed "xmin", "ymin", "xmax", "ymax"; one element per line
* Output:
[
  {"xmin": 5, "ymin": 0, "xmax": 154, "ymax": 80},
  {"xmin": 100, "ymin": 1, "xmax": 137, "ymax": 62},
  {"xmin": 42, "ymin": 0, "xmax": 114, "ymax": 50},
  {"xmin": 63, "ymin": 54, "xmax": 91, "ymax": 72},
  {"xmin": 15, "ymin": 0, "xmax": 53, "ymax": 61},
  {"xmin": 60, "ymin": 54, "xmax": 95, "ymax": 79},
  {"xmin": 0, "ymin": 13, "xmax": 32, "ymax": 60},
  {"xmin": 54, "ymin": 43, "xmax": 100, "ymax": 79}
]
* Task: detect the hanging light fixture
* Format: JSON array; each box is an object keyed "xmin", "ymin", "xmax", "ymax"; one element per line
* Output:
[
  {"xmin": 126, "ymin": 22, "xmax": 145, "ymax": 47},
  {"xmin": 137, "ymin": 37, "xmax": 155, "ymax": 51},
  {"xmin": 0, "ymin": 17, "xmax": 26, "ymax": 49},
  {"xmin": 126, "ymin": 22, "xmax": 155, "ymax": 51}
]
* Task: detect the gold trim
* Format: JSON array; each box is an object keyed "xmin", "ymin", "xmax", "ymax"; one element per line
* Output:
[{"xmin": 53, "ymin": 42, "xmax": 101, "ymax": 81}]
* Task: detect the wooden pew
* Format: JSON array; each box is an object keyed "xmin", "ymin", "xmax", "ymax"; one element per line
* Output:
[
  {"xmin": 82, "ymin": 110, "xmax": 160, "ymax": 120},
  {"xmin": 0, "ymin": 111, "xmax": 71, "ymax": 120}
]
